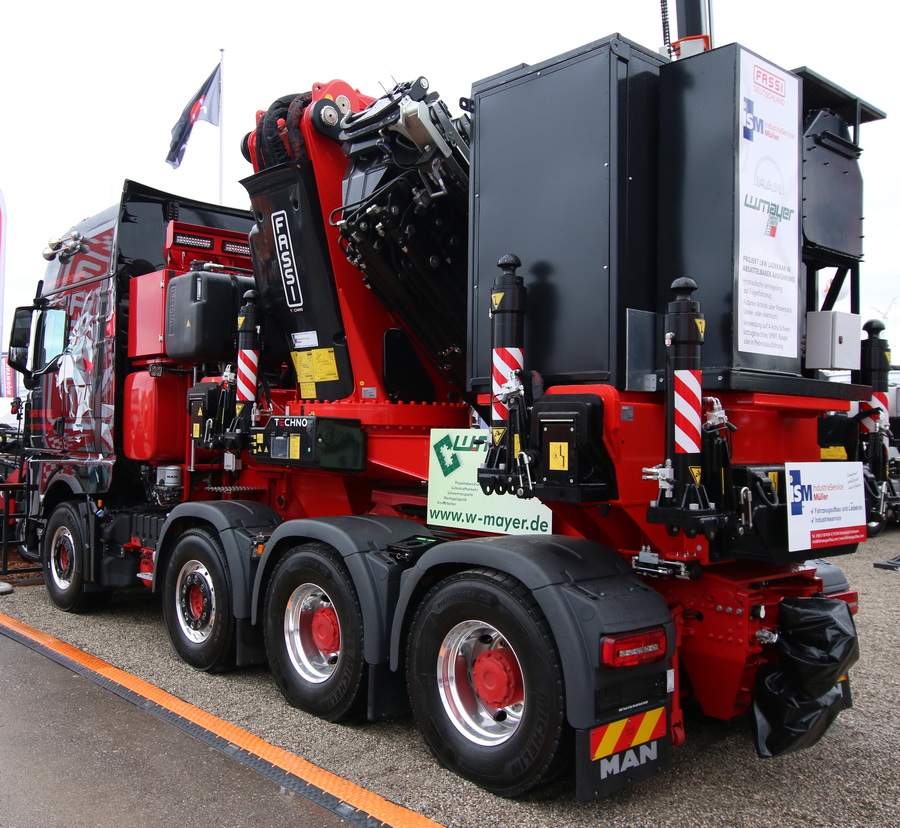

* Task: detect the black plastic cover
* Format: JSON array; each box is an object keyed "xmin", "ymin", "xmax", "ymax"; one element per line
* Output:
[
  {"xmin": 776, "ymin": 596, "xmax": 859, "ymax": 699},
  {"xmin": 751, "ymin": 595, "xmax": 858, "ymax": 757},
  {"xmin": 752, "ymin": 665, "xmax": 844, "ymax": 758}
]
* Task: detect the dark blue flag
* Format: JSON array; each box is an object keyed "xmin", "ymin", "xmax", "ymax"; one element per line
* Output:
[{"xmin": 166, "ymin": 64, "xmax": 221, "ymax": 169}]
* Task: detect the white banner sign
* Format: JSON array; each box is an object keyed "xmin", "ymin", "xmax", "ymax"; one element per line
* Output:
[
  {"xmin": 737, "ymin": 52, "xmax": 801, "ymax": 359},
  {"xmin": 786, "ymin": 462, "xmax": 866, "ymax": 552},
  {"xmin": 428, "ymin": 429, "xmax": 553, "ymax": 535}
]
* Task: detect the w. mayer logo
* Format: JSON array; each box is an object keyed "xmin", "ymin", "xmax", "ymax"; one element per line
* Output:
[
  {"xmin": 790, "ymin": 469, "xmax": 812, "ymax": 515},
  {"xmin": 433, "ymin": 433, "xmax": 485, "ymax": 477},
  {"xmin": 743, "ymin": 194, "xmax": 794, "ymax": 238}
]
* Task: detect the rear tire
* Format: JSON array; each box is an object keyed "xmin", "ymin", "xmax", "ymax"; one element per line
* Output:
[
  {"xmin": 264, "ymin": 543, "xmax": 366, "ymax": 722},
  {"xmin": 407, "ymin": 569, "xmax": 570, "ymax": 797},
  {"xmin": 162, "ymin": 528, "xmax": 236, "ymax": 672}
]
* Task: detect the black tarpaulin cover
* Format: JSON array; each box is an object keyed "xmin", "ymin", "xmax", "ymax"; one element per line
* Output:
[{"xmin": 752, "ymin": 597, "xmax": 859, "ymax": 758}]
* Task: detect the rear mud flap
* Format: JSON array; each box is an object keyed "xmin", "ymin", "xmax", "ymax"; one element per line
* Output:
[
  {"xmin": 576, "ymin": 705, "xmax": 670, "ymax": 801},
  {"xmin": 752, "ymin": 596, "xmax": 859, "ymax": 758}
]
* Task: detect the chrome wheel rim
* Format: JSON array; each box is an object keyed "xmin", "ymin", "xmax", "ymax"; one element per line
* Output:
[
  {"xmin": 284, "ymin": 583, "xmax": 341, "ymax": 684},
  {"xmin": 437, "ymin": 620, "xmax": 524, "ymax": 746},
  {"xmin": 176, "ymin": 560, "xmax": 216, "ymax": 643},
  {"xmin": 49, "ymin": 526, "xmax": 75, "ymax": 591}
]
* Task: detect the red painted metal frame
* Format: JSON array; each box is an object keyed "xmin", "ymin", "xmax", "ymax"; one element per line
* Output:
[{"xmin": 130, "ymin": 85, "xmax": 862, "ymax": 732}]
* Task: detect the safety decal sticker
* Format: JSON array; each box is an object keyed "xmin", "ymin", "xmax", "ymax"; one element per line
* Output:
[
  {"xmin": 590, "ymin": 706, "xmax": 666, "ymax": 761},
  {"xmin": 549, "ymin": 442, "xmax": 569, "ymax": 471}
]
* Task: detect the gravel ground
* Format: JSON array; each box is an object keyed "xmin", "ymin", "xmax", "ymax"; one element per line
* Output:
[{"xmin": 1, "ymin": 534, "xmax": 899, "ymax": 828}]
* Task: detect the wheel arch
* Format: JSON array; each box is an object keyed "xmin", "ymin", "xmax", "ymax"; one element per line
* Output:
[
  {"xmin": 41, "ymin": 478, "xmax": 84, "ymax": 516},
  {"xmin": 391, "ymin": 534, "xmax": 675, "ymax": 730},
  {"xmin": 250, "ymin": 514, "xmax": 429, "ymax": 667},
  {"xmin": 154, "ymin": 500, "xmax": 281, "ymax": 619},
  {"xmin": 40, "ymin": 480, "xmax": 97, "ymax": 582}
]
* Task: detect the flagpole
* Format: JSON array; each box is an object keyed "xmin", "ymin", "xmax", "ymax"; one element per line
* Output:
[{"xmin": 218, "ymin": 48, "xmax": 225, "ymax": 205}]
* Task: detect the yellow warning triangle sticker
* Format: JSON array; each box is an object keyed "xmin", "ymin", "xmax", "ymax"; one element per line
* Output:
[
  {"xmin": 238, "ymin": 316, "xmax": 245, "ymax": 328},
  {"xmin": 492, "ymin": 427, "xmax": 506, "ymax": 445},
  {"xmin": 689, "ymin": 466, "xmax": 702, "ymax": 485},
  {"xmin": 491, "ymin": 292, "xmax": 504, "ymax": 310},
  {"xmin": 186, "ymin": 320, "xmax": 191, "ymax": 327},
  {"xmin": 767, "ymin": 471, "xmax": 779, "ymax": 493},
  {"xmin": 694, "ymin": 318, "xmax": 706, "ymax": 338},
  {"xmin": 235, "ymin": 402, "xmax": 244, "ymax": 415}
]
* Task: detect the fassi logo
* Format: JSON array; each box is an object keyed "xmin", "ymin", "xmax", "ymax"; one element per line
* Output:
[
  {"xmin": 271, "ymin": 210, "xmax": 303, "ymax": 309},
  {"xmin": 753, "ymin": 64, "xmax": 786, "ymax": 103}
]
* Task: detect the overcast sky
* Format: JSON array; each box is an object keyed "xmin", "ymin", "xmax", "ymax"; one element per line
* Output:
[{"xmin": 1, "ymin": 1, "xmax": 896, "ymax": 349}]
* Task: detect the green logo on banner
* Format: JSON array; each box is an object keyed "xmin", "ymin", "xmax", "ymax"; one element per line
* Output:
[{"xmin": 433, "ymin": 434, "xmax": 461, "ymax": 477}]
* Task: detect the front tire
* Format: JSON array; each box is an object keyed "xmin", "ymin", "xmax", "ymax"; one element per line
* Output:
[
  {"xmin": 162, "ymin": 528, "xmax": 236, "ymax": 672},
  {"xmin": 407, "ymin": 569, "xmax": 570, "ymax": 797},
  {"xmin": 264, "ymin": 543, "xmax": 366, "ymax": 722},
  {"xmin": 42, "ymin": 502, "xmax": 95, "ymax": 612}
]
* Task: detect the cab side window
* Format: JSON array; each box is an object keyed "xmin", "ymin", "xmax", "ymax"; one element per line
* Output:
[{"xmin": 33, "ymin": 309, "xmax": 67, "ymax": 372}]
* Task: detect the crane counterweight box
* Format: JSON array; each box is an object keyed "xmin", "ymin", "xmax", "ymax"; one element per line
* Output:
[{"xmin": 467, "ymin": 35, "xmax": 666, "ymax": 393}]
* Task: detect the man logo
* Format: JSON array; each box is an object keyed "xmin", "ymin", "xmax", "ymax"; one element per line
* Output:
[{"xmin": 599, "ymin": 742, "xmax": 659, "ymax": 779}]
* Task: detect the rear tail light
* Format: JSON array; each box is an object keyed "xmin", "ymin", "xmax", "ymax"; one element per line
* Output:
[{"xmin": 601, "ymin": 627, "xmax": 668, "ymax": 668}]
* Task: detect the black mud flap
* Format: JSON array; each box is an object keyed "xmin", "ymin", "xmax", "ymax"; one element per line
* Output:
[
  {"xmin": 752, "ymin": 597, "xmax": 859, "ymax": 758},
  {"xmin": 575, "ymin": 704, "xmax": 671, "ymax": 801}
]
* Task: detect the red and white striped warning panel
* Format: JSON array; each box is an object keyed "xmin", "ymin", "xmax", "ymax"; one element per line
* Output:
[
  {"xmin": 237, "ymin": 349, "xmax": 259, "ymax": 404},
  {"xmin": 491, "ymin": 347, "xmax": 523, "ymax": 421},
  {"xmin": 673, "ymin": 369, "xmax": 702, "ymax": 454},
  {"xmin": 859, "ymin": 391, "xmax": 889, "ymax": 434}
]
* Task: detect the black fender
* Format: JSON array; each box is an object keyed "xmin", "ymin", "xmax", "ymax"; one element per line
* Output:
[
  {"xmin": 810, "ymin": 559, "xmax": 850, "ymax": 595},
  {"xmin": 250, "ymin": 514, "xmax": 430, "ymax": 667},
  {"xmin": 390, "ymin": 534, "xmax": 674, "ymax": 730},
  {"xmin": 154, "ymin": 500, "xmax": 281, "ymax": 619}
]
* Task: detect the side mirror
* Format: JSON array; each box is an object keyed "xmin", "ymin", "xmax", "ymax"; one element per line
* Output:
[{"xmin": 7, "ymin": 307, "xmax": 35, "ymax": 383}]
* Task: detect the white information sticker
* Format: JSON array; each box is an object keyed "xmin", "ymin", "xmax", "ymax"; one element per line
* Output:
[
  {"xmin": 786, "ymin": 462, "xmax": 866, "ymax": 552},
  {"xmin": 427, "ymin": 429, "xmax": 553, "ymax": 535},
  {"xmin": 291, "ymin": 330, "xmax": 319, "ymax": 349}
]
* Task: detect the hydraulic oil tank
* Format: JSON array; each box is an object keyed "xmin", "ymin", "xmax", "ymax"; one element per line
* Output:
[
  {"xmin": 467, "ymin": 35, "xmax": 666, "ymax": 393},
  {"xmin": 658, "ymin": 44, "xmax": 805, "ymax": 383},
  {"xmin": 165, "ymin": 270, "xmax": 254, "ymax": 362}
]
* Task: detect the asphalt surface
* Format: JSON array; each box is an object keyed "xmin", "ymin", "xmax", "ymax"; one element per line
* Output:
[
  {"xmin": 1, "ymin": 533, "xmax": 899, "ymax": 828},
  {"xmin": 0, "ymin": 635, "xmax": 349, "ymax": 828}
]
